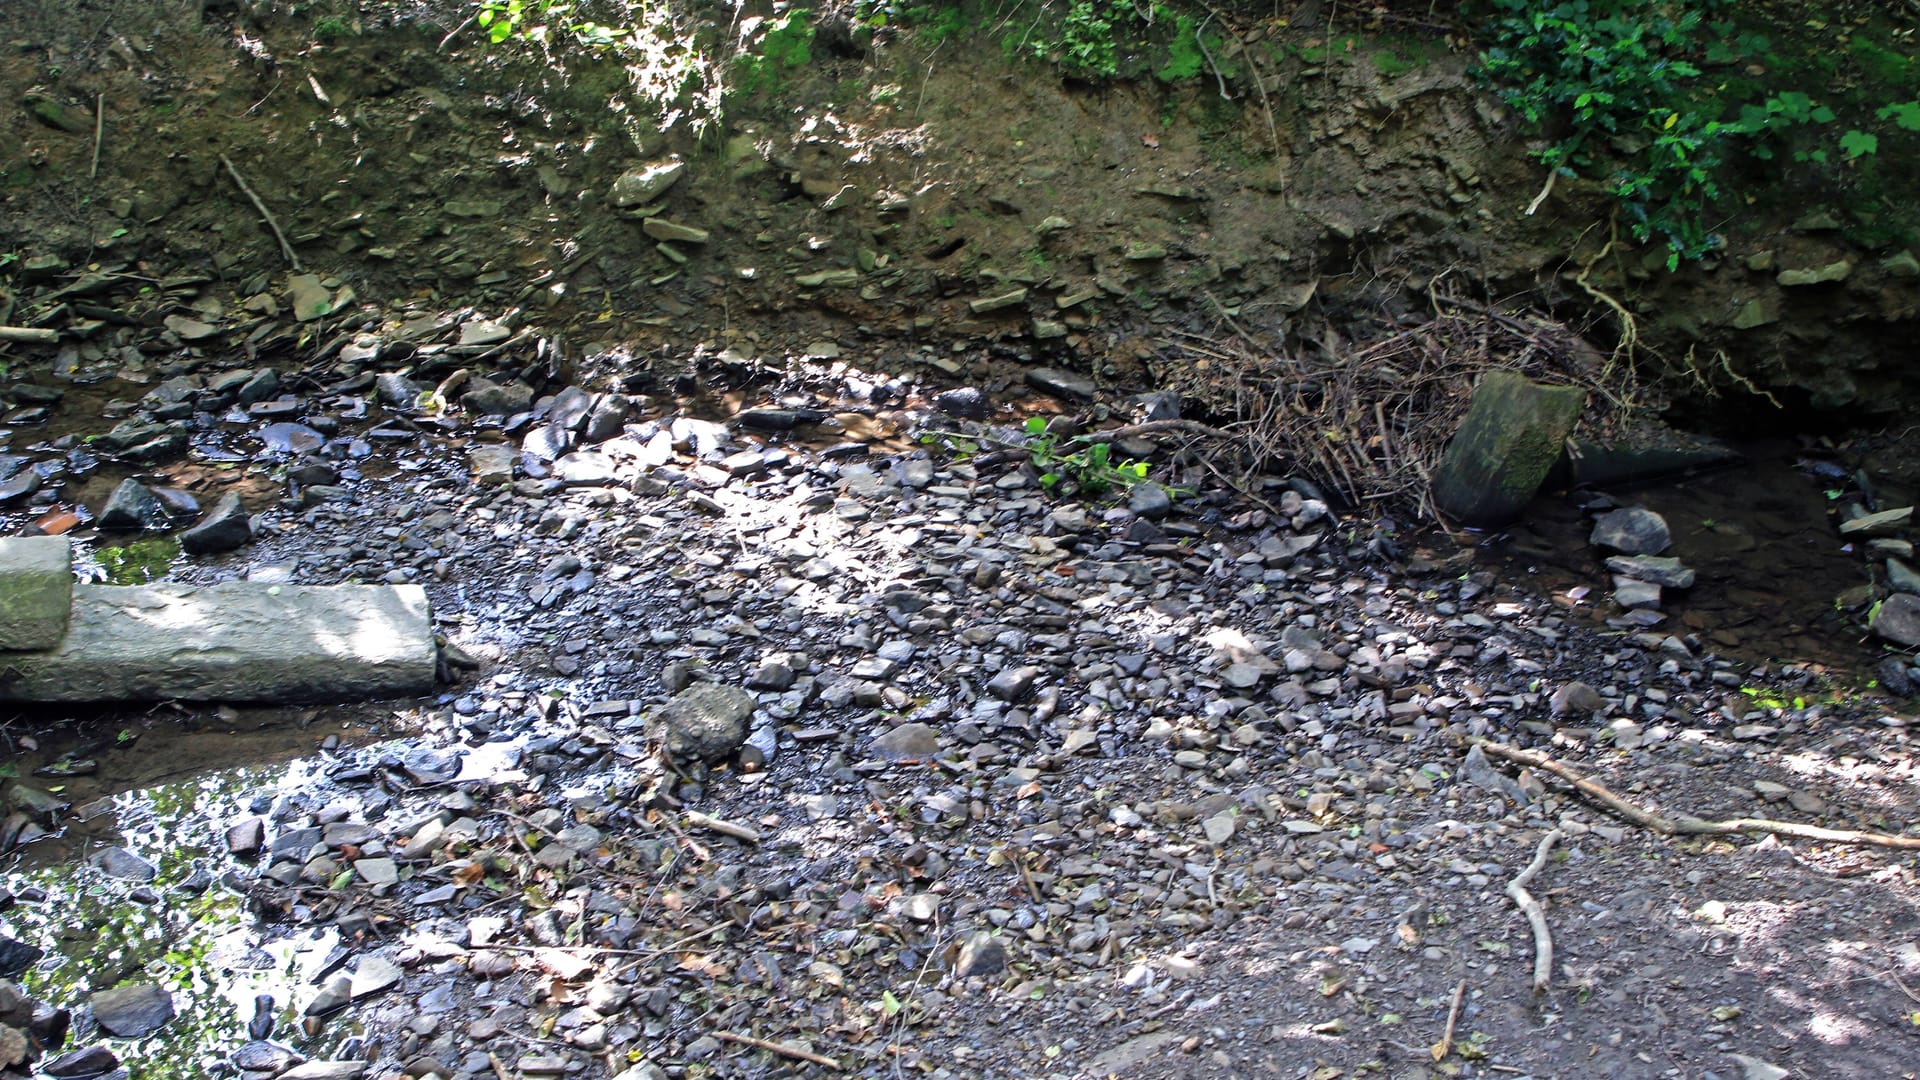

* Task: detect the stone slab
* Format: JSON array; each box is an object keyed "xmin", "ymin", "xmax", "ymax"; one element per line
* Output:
[
  {"xmin": 1431, "ymin": 370, "xmax": 1586, "ymax": 527},
  {"xmin": 0, "ymin": 582, "xmax": 433, "ymax": 703},
  {"xmin": 0, "ymin": 535, "xmax": 73, "ymax": 650}
]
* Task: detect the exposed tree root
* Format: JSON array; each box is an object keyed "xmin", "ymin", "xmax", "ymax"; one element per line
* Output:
[{"xmin": 1472, "ymin": 739, "xmax": 1920, "ymax": 851}]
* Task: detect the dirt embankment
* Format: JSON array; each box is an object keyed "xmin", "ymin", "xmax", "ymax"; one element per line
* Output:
[{"xmin": 2, "ymin": 1, "xmax": 1915, "ymax": 433}]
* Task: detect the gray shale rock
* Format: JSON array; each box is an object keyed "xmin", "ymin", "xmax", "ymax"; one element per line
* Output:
[
  {"xmin": 180, "ymin": 493, "xmax": 252, "ymax": 555},
  {"xmin": 97, "ymin": 479, "xmax": 171, "ymax": 531},
  {"xmin": 89, "ymin": 983, "xmax": 174, "ymax": 1038},
  {"xmin": 651, "ymin": 683, "xmax": 757, "ymax": 763},
  {"xmin": 1869, "ymin": 593, "xmax": 1920, "ymax": 647},
  {"xmin": 1590, "ymin": 507, "xmax": 1671, "ymax": 555}
]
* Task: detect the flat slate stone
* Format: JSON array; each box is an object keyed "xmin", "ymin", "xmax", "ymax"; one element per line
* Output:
[
  {"xmin": 90, "ymin": 983, "xmax": 174, "ymax": 1038},
  {"xmin": 0, "ymin": 582, "xmax": 434, "ymax": 703},
  {"xmin": 0, "ymin": 535, "xmax": 73, "ymax": 650}
]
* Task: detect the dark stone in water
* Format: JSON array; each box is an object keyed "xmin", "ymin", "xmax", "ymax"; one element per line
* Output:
[
  {"xmin": 232, "ymin": 1038, "xmax": 302, "ymax": 1071},
  {"xmin": 87, "ymin": 846, "xmax": 157, "ymax": 882},
  {"xmin": 89, "ymin": 983, "xmax": 174, "ymax": 1038},
  {"xmin": 247, "ymin": 994, "xmax": 277, "ymax": 1042},
  {"xmin": 0, "ymin": 934, "xmax": 44, "ymax": 978},
  {"xmin": 41, "ymin": 1044, "xmax": 119, "ymax": 1078},
  {"xmin": 1589, "ymin": 507, "xmax": 1671, "ymax": 555}
]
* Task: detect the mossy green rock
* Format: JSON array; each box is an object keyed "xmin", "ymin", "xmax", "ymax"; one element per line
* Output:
[
  {"xmin": 0, "ymin": 536, "xmax": 73, "ymax": 650},
  {"xmin": 1777, "ymin": 260, "xmax": 1852, "ymax": 287},
  {"xmin": 1431, "ymin": 370, "xmax": 1585, "ymax": 527}
]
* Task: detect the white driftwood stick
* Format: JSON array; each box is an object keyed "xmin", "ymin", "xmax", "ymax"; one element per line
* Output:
[
  {"xmin": 1507, "ymin": 828, "xmax": 1562, "ymax": 993},
  {"xmin": 685, "ymin": 810, "xmax": 760, "ymax": 843},
  {"xmin": 0, "ymin": 326, "xmax": 59, "ymax": 344}
]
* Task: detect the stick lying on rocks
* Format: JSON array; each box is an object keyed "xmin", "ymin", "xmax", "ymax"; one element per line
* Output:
[
  {"xmin": 0, "ymin": 326, "xmax": 58, "ymax": 344},
  {"xmin": 1472, "ymin": 739, "xmax": 1920, "ymax": 851},
  {"xmin": 1507, "ymin": 829, "xmax": 1561, "ymax": 993}
]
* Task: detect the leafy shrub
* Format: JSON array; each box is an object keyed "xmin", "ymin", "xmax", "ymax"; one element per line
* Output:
[{"xmin": 1475, "ymin": 0, "xmax": 1726, "ymax": 269}]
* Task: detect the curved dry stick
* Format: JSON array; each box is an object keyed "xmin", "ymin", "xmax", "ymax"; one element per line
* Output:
[
  {"xmin": 1473, "ymin": 739, "xmax": 1920, "ymax": 851},
  {"xmin": 219, "ymin": 154, "xmax": 302, "ymax": 271},
  {"xmin": 1507, "ymin": 829, "xmax": 1562, "ymax": 993}
]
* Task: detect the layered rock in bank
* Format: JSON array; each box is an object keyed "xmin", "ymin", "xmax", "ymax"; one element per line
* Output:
[{"xmin": 0, "ymin": 582, "xmax": 434, "ymax": 703}]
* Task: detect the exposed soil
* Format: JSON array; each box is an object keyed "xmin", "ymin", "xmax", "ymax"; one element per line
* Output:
[{"xmin": 3, "ymin": 4, "xmax": 1920, "ymax": 1080}]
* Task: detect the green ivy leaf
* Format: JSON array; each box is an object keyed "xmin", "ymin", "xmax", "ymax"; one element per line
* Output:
[
  {"xmin": 1876, "ymin": 101, "xmax": 1920, "ymax": 132},
  {"xmin": 1839, "ymin": 129, "xmax": 1879, "ymax": 159}
]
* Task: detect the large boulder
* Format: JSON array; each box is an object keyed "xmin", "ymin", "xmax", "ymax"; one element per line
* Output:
[
  {"xmin": 650, "ymin": 683, "xmax": 756, "ymax": 763},
  {"xmin": 1870, "ymin": 593, "xmax": 1920, "ymax": 648}
]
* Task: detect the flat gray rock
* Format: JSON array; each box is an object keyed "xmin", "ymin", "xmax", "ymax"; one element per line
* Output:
[
  {"xmin": 1590, "ymin": 507, "xmax": 1671, "ymax": 555},
  {"xmin": 0, "ymin": 582, "xmax": 434, "ymax": 703},
  {"xmin": 90, "ymin": 983, "xmax": 174, "ymax": 1037},
  {"xmin": 1605, "ymin": 554, "xmax": 1695, "ymax": 588},
  {"xmin": 1026, "ymin": 367, "xmax": 1097, "ymax": 400}
]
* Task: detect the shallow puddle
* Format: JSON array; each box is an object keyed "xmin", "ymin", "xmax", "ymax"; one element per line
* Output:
[
  {"xmin": 0, "ymin": 708, "xmax": 403, "ymax": 1077},
  {"xmin": 1471, "ymin": 438, "xmax": 1887, "ymax": 681}
]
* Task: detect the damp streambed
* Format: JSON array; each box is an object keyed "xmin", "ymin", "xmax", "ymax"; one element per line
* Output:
[
  {"xmin": 1469, "ymin": 436, "xmax": 1905, "ymax": 688},
  {"xmin": 0, "ymin": 701, "xmax": 586, "ymax": 1080}
]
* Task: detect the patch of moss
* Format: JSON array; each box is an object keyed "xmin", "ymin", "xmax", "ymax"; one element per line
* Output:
[{"xmin": 93, "ymin": 537, "xmax": 181, "ymax": 585}]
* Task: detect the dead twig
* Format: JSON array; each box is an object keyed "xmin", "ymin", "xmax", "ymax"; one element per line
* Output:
[
  {"xmin": 1431, "ymin": 977, "xmax": 1467, "ymax": 1061},
  {"xmin": 685, "ymin": 809, "xmax": 761, "ymax": 844},
  {"xmin": 0, "ymin": 326, "xmax": 59, "ymax": 344},
  {"xmin": 1077, "ymin": 419, "xmax": 1235, "ymax": 443},
  {"xmin": 219, "ymin": 154, "xmax": 303, "ymax": 271},
  {"xmin": 89, "ymin": 91, "xmax": 104, "ymax": 181},
  {"xmin": 1507, "ymin": 829, "xmax": 1562, "ymax": 993},
  {"xmin": 714, "ymin": 1030, "xmax": 842, "ymax": 1070},
  {"xmin": 1473, "ymin": 739, "xmax": 1920, "ymax": 850}
]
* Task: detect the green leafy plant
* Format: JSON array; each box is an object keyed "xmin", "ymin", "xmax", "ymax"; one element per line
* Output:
[
  {"xmin": 1024, "ymin": 416, "xmax": 1151, "ymax": 495},
  {"xmin": 313, "ymin": 14, "xmax": 355, "ymax": 42},
  {"xmin": 1475, "ymin": 0, "xmax": 1726, "ymax": 269},
  {"xmin": 733, "ymin": 9, "xmax": 815, "ymax": 97},
  {"xmin": 1475, "ymin": 1, "xmax": 1919, "ymax": 267}
]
